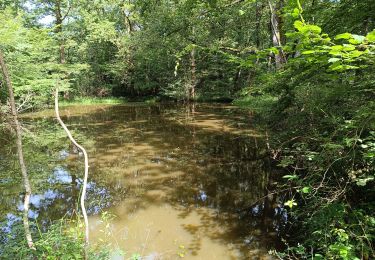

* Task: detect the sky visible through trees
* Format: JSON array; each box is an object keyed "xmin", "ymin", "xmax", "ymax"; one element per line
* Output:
[{"xmin": 0, "ymin": 0, "xmax": 374, "ymax": 259}]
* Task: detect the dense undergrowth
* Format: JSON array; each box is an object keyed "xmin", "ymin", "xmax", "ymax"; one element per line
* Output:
[
  {"xmin": 236, "ymin": 22, "xmax": 375, "ymax": 260},
  {"xmin": 0, "ymin": 215, "xmax": 115, "ymax": 259}
]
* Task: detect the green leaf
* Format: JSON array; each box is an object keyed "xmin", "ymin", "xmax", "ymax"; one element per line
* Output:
[
  {"xmin": 329, "ymin": 63, "xmax": 343, "ymax": 71},
  {"xmin": 303, "ymin": 24, "xmax": 322, "ymax": 34},
  {"xmin": 278, "ymin": 156, "xmax": 295, "ymax": 167},
  {"xmin": 293, "ymin": 20, "xmax": 304, "ymax": 31},
  {"xmin": 349, "ymin": 35, "xmax": 365, "ymax": 45},
  {"xmin": 238, "ymin": 10, "xmax": 245, "ymax": 16},
  {"xmin": 282, "ymin": 174, "xmax": 298, "ymax": 180},
  {"xmin": 366, "ymin": 30, "xmax": 375, "ymax": 42},
  {"xmin": 302, "ymin": 187, "xmax": 311, "ymax": 194},
  {"xmin": 329, "ymin": 45, "xmax": 343, "ymax": 56},
  {"xmin": 302, "ymin": 50, "xmax": 315, "ymax": 55},
  {"xmin": 342, "ymin": 44, "xmax": 355, "ymax": 51},
  {"xmin": 284, "ymin": 199, "xmax": 297, "ymax": 208},
  {"xmin": 292, "ymin": 8, "xmax": 300, "ymax": 18},
  {"xmin": 313, "ymin": 254, "xmax": 324, "ymax": 260},
  {"xmin": 268, "ymin": 47, "xmax": 279, "ymax": 54},
  {"xmin": 330, "ymin": 64, "xmax": 359, "ymax": 71},
  {"xmin": 350, "ymin": 50, "xmax": 364, "ymax": 58},
  {"xmin": 335, "ymin": 33, "xmax": 352, "ymax": 40},
  {"xmin": 356, "ymin": 177, "xmax": 374, "ymax": 186},
  {"xmin": 328, "ymin": 58, "xmax": 340, "ymax": 63},
  {"xmin": 331, "ymin": 45, "xmax": 343, "ymax": 51}
]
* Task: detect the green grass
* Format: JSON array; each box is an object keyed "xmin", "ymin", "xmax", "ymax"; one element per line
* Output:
[
  {"xmin": 60, "ymin": 97, "xmax": 128, "ymax": 106},
  {"xmin": 0, "ymin": 214, "xmax": 116, "ymax": 259},
  {"xmin": 233, "ymin": 94, "xmax": 278, "ymax": 113}
]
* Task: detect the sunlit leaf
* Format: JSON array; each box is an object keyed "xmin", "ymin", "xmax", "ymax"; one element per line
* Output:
[
  {"xmin": 302, "ymin": 50, "xmax": 315, "ymax": 55},
  {"xmin": 302, "ymin": 187, "xmax": 311, "ymax": 194},
  {"xmin": 328, "ymin": 58, "xmax": 340, "ymax": 63},
  {"xmin": 366, "ymin": 30, "xmax": 375, "ymax": 42},
  {"xmin": 294, "ymin": 20, "xmax": 304, "ymax": 31},
  {"xmin": 282, "ymin": 175, "xmax": 298, "ymax": 180},
  {"xmin": 335, "ymin": 33, "xmax": 352, "ymax": 40},
  {"xmin": 284, "ymin": 199, "xmax": 297, "ymax": 208}
]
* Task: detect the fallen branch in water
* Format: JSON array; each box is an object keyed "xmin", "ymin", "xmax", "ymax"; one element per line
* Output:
[
  {"xmin": 0, "ymin": 50, "xmax": 35, "ymax": 250},
  {"xmin": 54, "ymin": 87, "xmax": 89, "ymax": 259}
]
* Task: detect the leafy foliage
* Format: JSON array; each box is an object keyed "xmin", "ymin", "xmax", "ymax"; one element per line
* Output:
[
  {"xmin": 238, "ymin": 2, "xmax": 375, "ymax": 259},
  {"xmin": 1, "ymin": 0, "xmax": 374, "ymax": 259}
]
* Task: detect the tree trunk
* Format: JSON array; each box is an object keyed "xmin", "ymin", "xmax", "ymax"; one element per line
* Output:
[
  {"xmin": 124, "ymin": 14, "xmax": 133, "ymax": 34},
  {"xmin": 55, "ymin": 0, "xmax": 66, "ymax": 64},
  {"xmin": 0, "ymin": 50, "xmax": 35, "ymax": 250},
  {"xmin": 255, "ymin": 0, "xmax": 265, "ymax": 48},
  {"xmin": 190, "ymin": 46, "xmax": 196, "ymax": 101},
  {"xmin": 269, "ymin": 0, "xmax": 286, "ymax": 68},
  {"xmin": 234, "ymin": 68, "xmax": 242, "ymax": 91}
]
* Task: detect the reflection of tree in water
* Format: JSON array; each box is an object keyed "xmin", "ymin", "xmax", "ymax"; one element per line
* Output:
[
  {"xmin": 0, "ymin": 146, "xmax": 124, "ymax": 245},
  {"xmin": 170, "ymin": 133, "xmax": 288, "ymax": 252},
  {"xmin": 1, "ymin": 104, "xmax": 287, "ymax": 256},
  {"xmin": 64, "ymin": 104, "xmax": 287, "ymax": 254},
  {"xmin": 79, "ymin": 104, "xmax": 288, "ymax": 254}
]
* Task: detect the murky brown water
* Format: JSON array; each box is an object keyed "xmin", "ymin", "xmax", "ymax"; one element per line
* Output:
[{"xmin": 0, "ymin": 103, "xmax": 286, "ymax": 259}]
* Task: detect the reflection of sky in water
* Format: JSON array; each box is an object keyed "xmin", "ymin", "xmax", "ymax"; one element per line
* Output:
[
  {"xmin": 48, "ymin": 167, "xmax": 72, "ymax": 184},
  {"xmin": 198, "ymin": 190, "xmax": 208, "ymax": 202},
  {"xmin": 58, "ymin": 150, "xmax": 70, "ymax": 160},
  {"xmin": 0, "ymin": 213, "xmax": 22, "ymax": 246},
  {"xmin": 0, "ymin": 213, "xmax": 21, "ymax": 233},
  {"xmin": 0, "ymin": 177, "xmax": 12, "ymax": 184},
  {"xmin": 1, "ymin": 105, "xmax": 290, "ymax": 256},
  {"xmin": 251, "ymin": 204, "xmax": 261, "ymax": 216},
  {"xmin": 1, "ymin": 166, "xmax": 112, "ymax": 242},
  {"xmin": 16, "ymin": 192, "xmax": 59, "ymax": 218},
  {"xmin": 274, "ymin": 206, "xmax": 288, "ymax": 232}
]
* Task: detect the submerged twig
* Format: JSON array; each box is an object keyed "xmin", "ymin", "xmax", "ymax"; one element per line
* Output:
[
  {"xmin": 0, "ymin": 50, "xmax": 35, "ymax": 250},
  {"xmin": 54, "ymin": 87, "xmax": 89, "ymax": 259}
]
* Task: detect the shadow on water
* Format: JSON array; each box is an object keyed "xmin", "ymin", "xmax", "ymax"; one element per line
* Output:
[{"xmin": 1, "ymin": 103, "xmax": 287, "ymax": 259}]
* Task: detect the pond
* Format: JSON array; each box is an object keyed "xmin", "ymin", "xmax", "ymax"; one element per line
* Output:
[{"xmin": 0, "ymin": 103, "xmax": 287, "ymax": 259}]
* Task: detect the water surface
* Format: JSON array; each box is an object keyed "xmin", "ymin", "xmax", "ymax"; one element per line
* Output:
[{"xmin": 0, "ymin": 103, "xmax": 286, "ymax": 259}]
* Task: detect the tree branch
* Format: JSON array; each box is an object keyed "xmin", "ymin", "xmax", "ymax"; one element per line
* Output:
[
  {"xmin": 61, "ymin": 1, "xmax": 72, "ymax": 22},
  {"xmin": 0, "ymin": 50, "xmax": 35, "ymax": 250},
  {"xmin": 54, "ymin": 87, "xmax": 89, "ymax": 259}
]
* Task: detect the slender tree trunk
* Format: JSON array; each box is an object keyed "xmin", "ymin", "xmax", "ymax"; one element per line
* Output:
[
  {"xmin": 363, "ymin": 17, "xmax": 371, "ymax": 34},
  {"xmin": 255, "ymin": 0, "xmax": 265, "ymax": 48},
  {"xmin": 190, "ymin": 46, "xmax": 196, "ymax": 100},
  {"xmin": 268, "ymin": 0, "xmax": 286, "ymax": 68},
  {"xmin": 234, "ymin": 68, "xmax": 242, "ymax": 91},
  {"xmin": 54, "ymin": 0, "xmax": 67, "ymax": 64},
  {"xmin": 124, "ymin": 14, "xmax": 133, "ymax": 34},
  {"xmin": 54, "ymin": 88, "xmax": 89, "ymax": 259},
  {"xmin": 122, "ymin": 5, "xmax": 135, "ymax": 94},
  {"xmin": 0, "ymin": 50, "xmax": 35, "ymax": 250}
]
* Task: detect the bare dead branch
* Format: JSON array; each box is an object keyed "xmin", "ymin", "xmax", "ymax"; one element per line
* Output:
[
  {"xmin": 0, "ymin": 50, "xmax": 35, "ymax": 250},
  {"xmin": 54, "ymin": 87, "xmax": 89, "ymax": 259}
]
